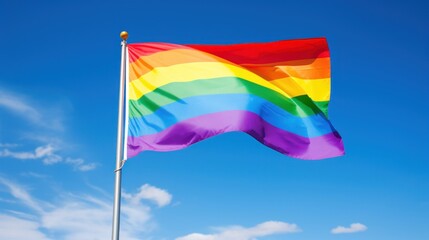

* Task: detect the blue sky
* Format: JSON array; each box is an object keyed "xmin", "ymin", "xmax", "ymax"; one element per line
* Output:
[{"xmin": 0, "ymin": 0, "xmax": 428, "ymax": 239}]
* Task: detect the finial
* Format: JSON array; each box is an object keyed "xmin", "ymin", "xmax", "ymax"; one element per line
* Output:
[{"xmin": 120, "ymin": 31, "xmax": 128, "ymax": 41}]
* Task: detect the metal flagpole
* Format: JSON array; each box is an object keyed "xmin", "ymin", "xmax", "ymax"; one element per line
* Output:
[{"xmin": 111, "ymin": 31, "xmax": 128, "ymax": 240}]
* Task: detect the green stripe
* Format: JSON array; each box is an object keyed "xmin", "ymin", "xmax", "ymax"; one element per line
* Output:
[
  {"xmin": 129, "ymin": 77, "xmax": 329, "ymax": 118},
  {"xmin": 314, "ymin": 101, "xmax": 329, "ymax": 116}
]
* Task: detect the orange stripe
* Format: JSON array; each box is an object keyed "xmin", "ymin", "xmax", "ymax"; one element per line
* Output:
[
  {"xmin": 129, "ymin": 49, "xmax": 230, "ymax": 82},
  {"xmin": 128, "ymin": 43, "xmax": 190, "ymax": 63},
  {"xmin": 243, "ymin": 57, "xmax": 330, "ymax": 80},
  {"xmin": 129, "ymin": 48, "xmax": 329, "ymax": 82}
]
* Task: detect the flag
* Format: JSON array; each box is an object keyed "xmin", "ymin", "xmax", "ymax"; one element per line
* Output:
[{"xmin": 125, "ymin": 38, "xmax": 344, "ymax": 160}]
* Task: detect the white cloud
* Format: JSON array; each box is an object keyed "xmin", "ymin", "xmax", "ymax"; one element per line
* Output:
[
  {"xmin": 0, "ymin": 179, "xmax": 172, "ymax": 240},
  {"xmin": 331, "ymin": 223, "xmax": 367, "ymax": 234},
  {"xmin": 0, "ymin": 215, "xmax": 50, "ymax": 240},
  {"xmin": 0, "ymin": 144, "xmax": 58, "ymax": 161},
  {"xmin": 176, "ymin": 221, "xmax": 301, "ymax": 240},
  {"xmin": 177, "ymin": 233, "xmax": 214, "ymax": 240},
  {"xmin": 41, "ymin": 196, "xmax": 114, "ymax": 240},
  {"xmin": 123, "ymin": 184, "xmax": 173, "ymax": 207},
  {"xmin": 65, "ymin": 158, "xmax": 97, "ymax": 171},
  {"xmin": 77, "ymin": 163, "xmax": 97, "ymax": 171},
  {"xmin": 42, "ymin": 154, "xmax": 63, "ymax": 165},
  {"xmin": 0, "ymin": 149, "xmax": 35, "ymax": 159}
]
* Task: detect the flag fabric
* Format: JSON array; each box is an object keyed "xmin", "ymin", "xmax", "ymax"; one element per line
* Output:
[{"xmin": 125, "ymin": 38, "xmax": 344, "ymax": 160}]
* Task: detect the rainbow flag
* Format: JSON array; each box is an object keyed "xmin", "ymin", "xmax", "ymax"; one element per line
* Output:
[{"xmin": 125, "ymin": 38, "xmax": 344, "ymax": 160}]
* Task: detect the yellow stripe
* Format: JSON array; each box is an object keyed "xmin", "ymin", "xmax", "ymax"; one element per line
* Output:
[
  {"xmin": 129, "ymin": 62, "xmax": 329, "ymax": 101},
  {"xmin": 271, "ymin": 77, "xmax": 330, "ymax": 101},
  {"xmin": 129, "ymin": 48, "xmax": 228, "ymax": 81}
]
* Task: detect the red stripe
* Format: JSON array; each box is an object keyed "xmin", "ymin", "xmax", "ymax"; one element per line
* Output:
[
  {"xmin": 186, "ymin": 38, "xmax": 329, "ymax": 64},
  {"xmin": 128, "ymin": 37, "xmax": 329, "ymax": 64}
]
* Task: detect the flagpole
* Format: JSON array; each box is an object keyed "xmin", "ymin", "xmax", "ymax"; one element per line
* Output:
[{"xmin": 111, "ymin": 31, "xmax": 128, "ymax": 240}]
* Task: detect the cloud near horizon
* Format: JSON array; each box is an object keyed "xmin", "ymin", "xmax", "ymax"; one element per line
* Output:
[
  {"xmin": 0, "ymin": 178, "xmax": 172, "ymax": 240},
  {"xmin": 0, "ymin": 215, "xmax": 49, "ymax": 240},
  {"xmin": 176, "ymin": 221, "xmax": 301, "ymax": 240},
  {"xmin": 331, "ymin": 223, "xmax": 367, "ymax": 234},
  {"xmin": 123, "ymin": 184, "xmax": 173, "ymax": 207}
]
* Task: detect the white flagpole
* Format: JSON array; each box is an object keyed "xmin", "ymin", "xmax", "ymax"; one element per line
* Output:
[{"xmin": 111, "ymin": 31, "xmax": 128, "ymax": 240}]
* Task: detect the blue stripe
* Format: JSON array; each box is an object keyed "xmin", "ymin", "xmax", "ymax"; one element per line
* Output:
[{"xmin": 128, "ymin": 93, "xmax": 336, "ymax": 138}]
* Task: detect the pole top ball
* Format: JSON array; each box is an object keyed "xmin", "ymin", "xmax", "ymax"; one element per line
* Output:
[{"xmin": 120, "ymin": 31, "xmax": 128, "ymax": 41}]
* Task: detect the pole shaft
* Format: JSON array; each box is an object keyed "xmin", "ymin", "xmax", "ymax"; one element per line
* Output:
[{"xmin": 111, "ymin": 40, "xmax": 127, "ymax": 240}]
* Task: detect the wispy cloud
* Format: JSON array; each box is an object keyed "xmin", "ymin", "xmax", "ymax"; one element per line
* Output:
[
  {"xmin": 331, "ymin": 223, "xmax": 367, "ymax": 234},
  {"xmin": 0, "ymin": 143, "xmax": 19, "ymax": 148},
  {"xmin": 0, "ymin": 179, "xmax": 172, "ymax": 240},
  {"xmin": 0, "ymin": 88, "xmax": 95, "ymax": 171},
  {"xmin": 65, "ymin": 158, "xmax": 97, "ymax": 171},
  {"xmin": 0, "ymin": 145, "xmax": 60, "ymax": 164},
  {"xmin": 20, "ymin": 172, "xmax": 49, "ymax": 179},
  {"xmin": 0, "ymin": 145, "xmax": 96, "ymax": 171},
  {"xmin": 176, "ymin": 221, "xmax": 301, "ymax": 240},
  {"xmin": 0, "ymin": 215, "xmax": 50, "ymax": 240},
  {"xmin": 0, "ymin": 89, "xmax": 63, "ymax": 131},
  {"xmin": 0, "ymin": 177, "xmax": 45, "ymax": 214}
]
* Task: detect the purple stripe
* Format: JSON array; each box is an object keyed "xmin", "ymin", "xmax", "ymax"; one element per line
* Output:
[{"xmin": 127, "ymin": 111, "xmax": 344, "ymax": 160}]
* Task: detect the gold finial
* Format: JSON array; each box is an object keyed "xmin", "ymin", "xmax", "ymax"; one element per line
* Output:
[{"xmin": 120, "ymin": 31, "xmax": 128, "ymax": 41}]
